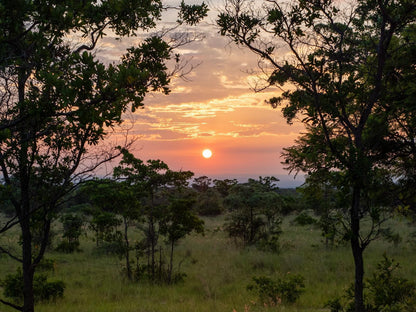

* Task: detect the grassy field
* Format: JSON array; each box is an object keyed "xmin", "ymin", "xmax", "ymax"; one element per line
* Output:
[{"xmin": 0, "ymin": 214, "xmax": 415, "ymax": 312}]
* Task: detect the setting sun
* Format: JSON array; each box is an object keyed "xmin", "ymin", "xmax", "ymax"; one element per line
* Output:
[{"xmin": 202, "ymin": 149, "xmax": 212, "ymax": 159}]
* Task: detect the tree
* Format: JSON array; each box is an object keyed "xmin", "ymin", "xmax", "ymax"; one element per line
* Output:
[
  {"xmin": 160, "ymin": 198, "xmax": 204, "ymax": 283},
  {"xmin": 56, "ymin": 213, "xmax": 84, "ymax": 253},
  {"xmin": 224, "ymin": 177, "xmax": 283, "ymax": 250},
  {"xmin": 113, "ymin": 148, "xmax": 195, "ymax": 282},
  {"xmin": 213, "ymin": 178, "xmax": 238, "ymax": 198},
  {"xmin": 298, "ymin": 171, "xmax": 345, "ymax": 247},
  {"xmin": 385, "ymin": 24, "xmax": 416, "ymax": 219},
  {"xmin": 191, "ymin": 175, "xmax": 212, "ymax": 192},
  {"xmin": 0, "ymin": 1, "xmax": 207, "ymax": 311},
  {"xmin": 88, "ymin": 210, "xmax": 122, "ymax": 247},
  {"xmin": 193, "ymin": 188, "xmax": 224, "ymax": 216},
  {"xmin": 218, "ymin": 1, "xmax": 416, "ymax": 311},
  {"xmin": 85, "ymin": 179, "xmax": 140, "ymax": 280}
]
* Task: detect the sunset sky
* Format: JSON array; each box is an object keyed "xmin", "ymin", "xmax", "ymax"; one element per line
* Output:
[{"xmin": 101, "ymin": 1, "xmax": 305, "ymax": 187}]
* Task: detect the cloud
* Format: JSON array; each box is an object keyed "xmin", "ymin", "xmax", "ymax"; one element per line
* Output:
[{"xmin": 95, "ymin": 5, "xmax": 304, "ymax": 184}]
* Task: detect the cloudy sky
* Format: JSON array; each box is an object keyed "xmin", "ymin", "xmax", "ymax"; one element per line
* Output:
[{"xmin": 100, "ymin": 1, "xmax": 305, "ymax": 187}]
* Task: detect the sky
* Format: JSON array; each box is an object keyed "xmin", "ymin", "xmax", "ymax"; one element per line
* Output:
[{"xmin": 98, "ymin": 1, "xmax": 306, "ymax": 188}]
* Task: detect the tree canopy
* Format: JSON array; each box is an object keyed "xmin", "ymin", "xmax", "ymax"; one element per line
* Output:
[
  {"xmin": 218, "ymin": 0, "xmax": 416, "ymax": 311},
  {"xmin": 0, "ymin": 1, "xmax": 207, "ymax": 311}
]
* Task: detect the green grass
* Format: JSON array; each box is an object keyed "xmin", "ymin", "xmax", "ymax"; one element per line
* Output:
[{"xmin": 0, "ymin": 215, "xmax": 415, "ymax": 311}]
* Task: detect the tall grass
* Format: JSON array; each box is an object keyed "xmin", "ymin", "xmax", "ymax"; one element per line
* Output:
[{"xmin": 0, "ymin": 214, "xmax": 415, "ymax": 311}]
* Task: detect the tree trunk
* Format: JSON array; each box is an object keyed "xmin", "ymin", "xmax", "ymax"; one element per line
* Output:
[
  {"xmin": 351, "ymin": 186, "xmax": 365, "ymax": 312},
  {"xmin": 123, "ymin": 217, "xmax": 132, "ymax": 280},
  {"xmin": 21, "ymin": 216, "xmax": 35, "ymax": 312},
  {"xmin": 169, "ymin": 240, "xmax": 174, "ymax": 284},
  {"xmin": 249, "ymin": 206, "xmax": 254, "ymax": 244},
  {"xmin": 149, "ymin": 216, "xmax": 155, "ymax": 280},
  {"xmin": 158, "ymin": 246, "xmax": 162, "ymax": 282}
]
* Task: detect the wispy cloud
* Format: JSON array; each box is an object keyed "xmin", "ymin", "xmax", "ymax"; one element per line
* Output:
[{"xmin": 99, "ymin": 4, "xmax": 304, "ymax": 184}]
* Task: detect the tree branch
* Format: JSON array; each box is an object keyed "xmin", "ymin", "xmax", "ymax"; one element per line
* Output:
[{"xmin": 0, "ymin": 298, "xmax": 23, "ymax": 311}]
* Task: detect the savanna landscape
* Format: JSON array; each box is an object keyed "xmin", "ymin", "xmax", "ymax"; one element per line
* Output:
[
  {"xmin": 1, "ymin": 179, "xmax": 415, "ymax": 312},
  {"xmin": 1, "ymin": 0, "xmax": 416, "ymax": 312}
]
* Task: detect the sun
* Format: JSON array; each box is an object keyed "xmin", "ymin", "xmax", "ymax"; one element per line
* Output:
[{"xmin": 202, "ymin": 149, "xmax": 212, "ymax": 159}]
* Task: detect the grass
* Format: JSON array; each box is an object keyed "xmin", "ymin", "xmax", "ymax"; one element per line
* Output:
[{"xmin": 0, "ymin": 214, "xmax": 415, "ymax": 311}]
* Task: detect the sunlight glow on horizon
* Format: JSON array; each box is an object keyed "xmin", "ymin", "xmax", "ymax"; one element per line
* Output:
[{"xmin": 98, "ymin": 4, "xmax": 305, "ymax": 187}]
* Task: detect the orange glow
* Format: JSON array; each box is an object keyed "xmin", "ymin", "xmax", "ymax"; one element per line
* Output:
[{"xmin": 108, "ymin": 32, "xmax": 306, "ymax": 187}]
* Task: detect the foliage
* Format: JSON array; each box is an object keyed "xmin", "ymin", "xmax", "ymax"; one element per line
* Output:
[
  {"xmin": 178, "ymin": 0, "xmax": 209, "ymax": 25},
  {"xmin": 247, "ymin": 274, "xmax": 305, "ymax": 305},
  {"xmin": 88, "ymin": 211, "xmax": 122, "ymax": 247},
  {"xmin": 191, "ymin": 176, "xmax": 212, "ymax": 193},
  {"xmin": 380, "ymin": 228, "xmax": 402, "ymax": 248},
  {"xmin": 366, "ymin": 255, "xmax": 416, "ymax": 312},
  {"xmin": 160, "ymin": 197, "xmax": 204, "ymax": 283},
  {"xmin": 160, "ymin": 198, "xmax": 204, "ymax": 245},
  {"xmin": 218, "ymin": 1, "xmax": 416, "ymax": 310},
  {"xmin": 327, "ymin": 255, "xmax": 416, "ymax": 312},
  {"xmin": 112, "ymin": 149, "xmax": 197, "ymax": 283},
  {"xmin": 2, "ymin": 268, "xmax": 65, "ymax": 304},
  {"xmin": 291, "ymin": 211, "xmax": 318, "ymax": 226},
  {"xmin": 56, "ymin": 214, "xmax": 84, "ymax": 253},
  {"xmin": 224, "ymin": 177, "xmax": 283, "ymax": 249},
  {"xmin": 213, "ymin": 178, "xmax": 238, "ymax": 198},
  {"xmin": 255, "ymin": 218, "xmax": 282, "ymax": 253},
  {"xmin": 35, "ymin": 259, "xmax": 56, "ymax": 273},
  {"xmin": 0, "ymin": 0, "xmax": 207, "ymax": 310},
  {"xmin": 318, "ymin": 213, "xmax": 342, "ymax": 247},
  {"xmin": 194, "ymin": 188, "xmax": 224, "ymax": 216},
  {"xmin": 0, "ymin": 211, "xmax": 415, "ymax": 311}
]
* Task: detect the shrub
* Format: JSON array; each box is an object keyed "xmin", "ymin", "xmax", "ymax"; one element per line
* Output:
[
  {"xmin": 194, "ymin": 188, "xmax": 223, "ymax": 216},
  {"xmin": 325, "ymin": 255, "xmax": 416, "ymax": 312},
  {"xmin": 256, "ymin": 219, "xmax": 282, "ymax": 253},
  {"xmin": 380, "ymin": 228, "xmax": 402, "ymax": 247},
  {"xmin": 292, "ymin": 211, "xmax": 318, "ymax": 226},
  {"xmin": 325, "ymin": 298, "xmax": 344, "ymax": 312},
  {"xmin": 2, "ymin": 268, "xmax": 65, "ymax": 303},
  {"xmin": 57, "ymin": 213, "xmax": 84, "ymax": 253},
  {"xmin": 56, "ymin": 240, "xmax": 81, "ymax": 253},
  {"xmin": 367, "ymin": 255, "xmax": 416, "ymax": 311},
  {"xmin": 247, "ymin": 274, "xmax": 305, "ymax": 305},
  {"xmin": 34, "ymin": 275, "xmax": 65, "ymax": 302},
  {"xmin": 36, "ymin": 258, "xmax": 56, "ymax": 272}
]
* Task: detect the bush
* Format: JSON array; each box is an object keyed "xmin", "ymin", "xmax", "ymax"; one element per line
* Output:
[
  {"xmin": 256, "ymin": 219, "xmax": 282, "ymax": 253},
  {"xmin": 325, "ymin": 298, "xmax": 344, "ymax": 312},
  {"xmin": 36, "ymin": 258, "xmax": 56, "ymax": 272},
  {"xmin": 325, "ymin": 255, "xmax": 416, "ymax": 312},
  {"xmin": 34, "ymin": 275, "xmax": 65, "ymax": 302},
  {"xmin": 380, "ymin": 228, "xmax": 402, "ymax": 247},
  {"xmin": 224, "ymin": 212, "xmax": 266, "ymax": 246},
  {"xmin": 367, "ymin": 255, "xmax": 416, "ymax": 311},
  {"xmin": 194, "ymin": 188, "xmax": 223, "ymax": 216},
  {"xmin": 2, "ymin": 268, "xmax": 65, "ymax": 303},
  {"xmin": 56, "ymin": 240, "xmax": 81, "ymax": 253},
  {"xmin": 292, "ymin": 211, "xmax": 318, "ymax": 226},
  {"xmin": 247, "ymin": 274, "xmax": 305, "ymax": 305}
]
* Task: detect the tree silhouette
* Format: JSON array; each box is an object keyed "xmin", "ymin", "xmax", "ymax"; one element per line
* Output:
[
  {"xmin": 0, "ymin": 1, "xmax": 207, "ymax": 311},
  {"xmin": 218, "ymin": 1, "xmax": 416, "ymax": 310}
]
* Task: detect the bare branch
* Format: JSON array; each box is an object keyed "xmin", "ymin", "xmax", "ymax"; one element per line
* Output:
[
  {"xmin": 0, "ymin": 245, "xmax": 22, "ymax": 263},
  {"xmin": 0, "ymin": 298, "xmax": 23, "ymax": 311}
]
